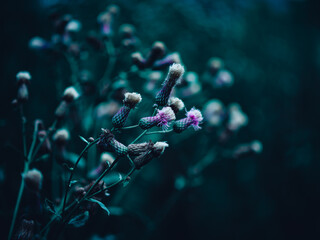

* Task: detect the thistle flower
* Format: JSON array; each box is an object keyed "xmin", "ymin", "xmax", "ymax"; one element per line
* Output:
[
  {"xmin": 112, "ymin": 92, "xmax": 142, "ymax": 128},
  {"xmin": 63, "ymin": 86, "xmax": 80, "ymax": 102},
  {"xmin": 131, "ymin": 52, "xmax": 145, "ymax": 69},
  {"xmin": 23, "ymin": 169, "xmax": 43, "ymax": 192},
  {"xmin": 168, "ymin": 97, "xmax": 185, "ymax": 114},
  {"xmin": 65, "ymin": 19, "xmax": 82, "ymax": 32},
  {"xmin": 203, "ymin": 99, "xmax": 225, "ymax": 127},
  {"xmin": 128, "ymin": 141, "xmax": 168, "ymax": 169},
  {"xmin": 208, "ymin": 57, "xmax": 224, "ymax": 75},
  {"xmin": 139, "ymin": 107, "xmax": 176, "ymax": 130},
  {"xmin": 227, "ymin": 103, "xmax": 248, "ymax": 131},
  {"xmin": 55, "ymin": 86, "xmax": 80, "ymax": 118},
  {"xmin": 155, "ymin": 63, "xmax": 185, "ymax": 106},
  {"xmin": 144, "ymin": 41, "xmax": 166, "ymax": 68},
  {"xmin": 53, "ymin": 129, "xmax": 70, "ymax": 146},
  {"xmin": 97, "ymin": 129, "xmax": 128, "ymax": 156},
  {"xmin": 178, "ymin": 72, "xmax": 201, "ymax": 98},
  {"xmin": 16, "ymin": 71, "xmax": 31, "ymax": 84},
  {"xmin": 15, "ymin": 219, "xmax": 34, "ymax": 240},
  {"xmin": 152, "ymin": 52, "xmax": 181, "ymax": 70},
  {"xmin": 173, "ymin": 107, "xmax": 203, "ymax": 133},
  {"xmin": 97, "ymin": 5, "xmax": 119, "ymax": 37},
  {"xmin": 213, "ymin": 69, "xmax": 234, "ymax": 88}
]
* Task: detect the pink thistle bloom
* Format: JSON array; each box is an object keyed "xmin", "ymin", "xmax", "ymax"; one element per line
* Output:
[
  {"xmin": 139, "ymin": 107, "xmax": 175, "ymax": 130},
  {"xmin": 173, "ymin": 107, "xmax": 203, "ymax": 133}
]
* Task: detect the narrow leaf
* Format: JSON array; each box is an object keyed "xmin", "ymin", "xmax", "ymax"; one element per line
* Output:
[
  {"xmin": 87, "ymin": 198, "xmax": 110, "ymax": 216},
  {"xmin": 79, "ymin": 136, "xmax": 89, "ymax": 144},
  {"xmin": 68, "ymin": 211, "xmax": 89, "ymax": 228}
]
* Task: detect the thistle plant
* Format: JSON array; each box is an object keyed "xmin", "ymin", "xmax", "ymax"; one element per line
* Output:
[{"xmin": 6, "ymin": 3, "xmax": 262, "ymax": 240}]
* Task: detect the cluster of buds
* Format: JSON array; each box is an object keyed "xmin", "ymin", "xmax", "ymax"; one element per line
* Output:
[
  {"xmin": 15, "ymin": 71, "xmax": 31, "ymax": 104},
  {"xmin": 23, "ymin": 169, "xmax": 43, "ymax": 193},
  {"xmin": 139, "ymin": 107, "xmax": 176, "ymax": 130},
  {"xmin": 97, "ymin": 129, "xmax": 128, "ymax": 157},
  {"xmin": 97, "ymin": 4, "xmax": 119, "ymax": 37},
  {"xmin": 173, "ymin": 107, "xmax": 203, "ymax": 133},
  {"xmin": 55, "ymin": 86, "xmax": 80, "ymax": 119},
  {"xmin": 112, "ymin": 92, "xmax": 142, "ymax": 128},
  {"xmin": 128, "ymin": 141, "xmax": 169, "ymax": 169}
]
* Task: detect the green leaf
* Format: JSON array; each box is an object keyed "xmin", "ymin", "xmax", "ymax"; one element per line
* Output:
[
  {"xmin": 68, "ymin": 211, "xmax": 89, "ymax": 228},
  {"xmin": 86, "ymin": 198, "xmax": 110, "ymax": 216},
  {"xmin": 69, "ymin": 180, "xmax": 78, "ymax": 187},
  {"xmin": 79, "ymin": 136, "xmax": 89, "ymax": 144}
]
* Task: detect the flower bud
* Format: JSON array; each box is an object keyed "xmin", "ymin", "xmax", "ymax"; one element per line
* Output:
[
  {"xmin": 29, "ymin": 36, "xmax": 49, "ymax": 50},
  {"xmin": 227, "ymin": 103, "xmax": 248, "ymax": 131},
  {"xmin": 173, "ymin": 107, "xmax": 203, "ymax": 133},
  {"xmin": 155, "ymin": 63, "xmax": 185, "ymax": 106},
  {"xmin": 203, "ymin": 99, "xmax": 225, "ymax": 127},
  {"xmin": 139, "ymin": 107, "xmax": 175, "ymax": 130},
  {"xmin": 112, "ymin": 92, "xmax": 142, "ymax": 128},
  {"xmin": 207, "ymin": 57, "xmax": 224, "ymax": 75},
  {"xmin": 23, "ymin": 169, "xmax": 43, "ymax": 192},
  {"xmin": 97, "ymin": 129, "xmax": 128, "ymax": 156}
]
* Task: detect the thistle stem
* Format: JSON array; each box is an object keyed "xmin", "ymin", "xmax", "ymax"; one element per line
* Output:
[
  {"xmin": 145, "ymin": 129, "xmax": 173, "ymax": 135},
  {"xmin": 62, "ymin": 138, "xmax": 99, "ymax": 216},
  {"xmin": 121, "ymin": 124, "xmax": 139, "ymax": 130}
]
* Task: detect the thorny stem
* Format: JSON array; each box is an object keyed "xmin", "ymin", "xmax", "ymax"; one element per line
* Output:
[{"xmin": 62, "ymin": 138, "xmax": 100, "ymax": 215}]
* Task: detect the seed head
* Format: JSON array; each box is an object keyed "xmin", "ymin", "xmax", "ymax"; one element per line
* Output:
[
  {"xmin": 166, "ymin": 63, "xmax": 185, "ymax": 85},
  {"xmin": 156, "ymin": 107, "xmax": 176, "ymax": 129},
  {"xmin": 16, "ymin": 71, "xmax": 31, "ymax": 85},
  {"xmin": 53, "ymin": 129, "xmax": 70, "ymax": 145},
  {"xmin": 168, "ymin": 97, "xmax": 185, "ymax": 113}
]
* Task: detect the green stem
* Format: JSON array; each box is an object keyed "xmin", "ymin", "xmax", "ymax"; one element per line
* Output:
[
  {"xmin": 62, "ymin": 138, "xmax": 99, "ymax": 215},
  {"xmin": 145, "ymin": 129, "xmax": 173, "ymax": 135},
  {"xmin": 121, "ymin": 124, "xmax": 139, "ymax": 130},
  {"xmin": 8, "ymin": 162, "xmax": 28, "ymax": 240},
  {"xmin": 20, "ymin": 106, "xmax": 27, "ymax": 158}
]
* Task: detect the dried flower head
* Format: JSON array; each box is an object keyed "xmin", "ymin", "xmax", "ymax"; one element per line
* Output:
[
  {"xmin": 97, "ymin": 129, "xmax": 128, "ymax": 156},
  {"xmin": 153, "ymin": 52, "xmax": 181, "ymax": 70},
  {"xmin": 153, "ymin": 142, "xmax": 169, "ymax": 156},
  {"xmin": 65, "ymin": 20, "xmax": 82, "ymax": 32},
  {"xmin": 168, "ymin": 97, "xmax": 185, "ymax": 113},
  {"xmin": 29, "ymin": 36, "xmax": 48, "ymax": 50},
  {"xmin": 63, "ymin": 86, "xmax": 80, "ymax": 102},
  {"xmin": 23, "ymin": 169, "xmax": 43, "ymax": 192}
]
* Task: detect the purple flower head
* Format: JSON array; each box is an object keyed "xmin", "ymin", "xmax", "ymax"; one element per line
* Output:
[
  {"xmin": 186, "ymin": 107, "xmax": 203, "ymax": 130},
  {"xmin": 155, "ymin": 107, "xmax": 176, "ymax": 130}
]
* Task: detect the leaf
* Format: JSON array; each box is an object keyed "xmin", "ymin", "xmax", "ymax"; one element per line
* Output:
[
  {"xmin": 69, "ymin": 180, "xmax": 78, "ymax": 188},
  {"xmin": 86, "ymin": 198, "xmax": 110, "ymax": 216},
  {"xmin": 68, "ymin": 211, "xmax": 89, "ymax": 228},
  {"xmin": 103, "ymin": 172, "xmax": 125, "ymax": 186},
  {"xmin": 44, "ymin": 199, "xmax": 56, "ymax": 214},
  {"xmin": 79, "ymin": 136, "xmax": 89, "ymax": 144}
]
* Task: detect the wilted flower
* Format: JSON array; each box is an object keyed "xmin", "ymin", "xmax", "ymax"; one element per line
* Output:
[
  {"xmin": 128, "ymin": 141, "xmax": 169, "ymax": 169},
  {"xmin": 173, "ymin": 107, "xmax": 203, "ymax": 133},
  {"xmin": 203, "ymin": 99, "xmax": 225, "ymax": 127},
  {"xmin": 112, "ymin": 92, "xmax": 142, "ymax": 128},
  {"xmin": 139, "ymin": 107, "xmax": 175, "ymax": 130},
  {"xmin": 23, "ymin": 169, "xmax": 43, "ymax": 192},
  {"xmin": 155, "ymin": 63, "xmax": 185, "ymax": 106}
]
